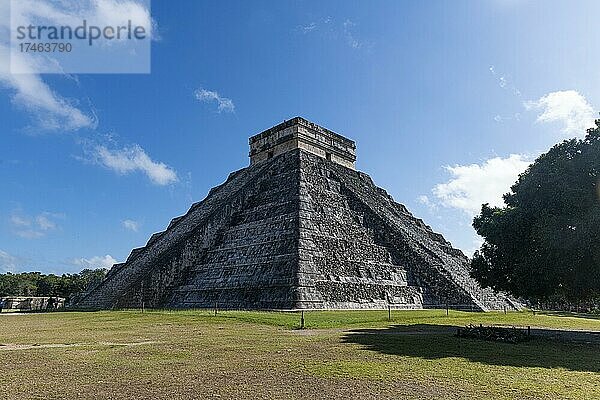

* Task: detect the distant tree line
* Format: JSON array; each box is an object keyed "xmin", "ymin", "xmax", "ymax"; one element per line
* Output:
[
  {"xmin": 0, "ymin": 269, "xmax": 107, "ymax": 303},
  {"xmin": 471, "ymin": 120, "xmax": 600, "ymax": 310}
]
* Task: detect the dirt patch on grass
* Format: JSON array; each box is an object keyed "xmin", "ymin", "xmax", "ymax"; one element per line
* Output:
[
  {"xmin": 0, "ymin": 341, "xmax": 157, "ymax": 351},
  {"xmin": 0, "ymin": 343, "xmax": 83, "ymax": 351},
  {"xmin": 290, "ymin": 328, "xmax": 344, "ymax": 336}
]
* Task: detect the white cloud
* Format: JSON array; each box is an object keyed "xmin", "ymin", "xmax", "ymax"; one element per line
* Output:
[
  {"xmin": 9, "ymin": 0, "xmax": 156, "ymax": 49},
  {"xmin": 194, "ymin": 88, "xmax": 235, "ymax": 113},
  {"xmin": 299, "ymin": 22, "xmax": 317, "ymax": 33},
  {"xmin": 10, "ymin": 215, "xmax": 30, "ymax": 227},
  {"xmin": 91, "ymin": 144, "xmax": 178, "ymax": 186},
  {"xmin": 36, "ymin": 215, "xmax": 56, "ymax": 231},
  {"xmin": 342, "ymin": 19, "xmax": 367, "ymax": 49},
  {"xmin": 122, "ymin": 219, "xmax": 140, "ymax": 232},
  {"xmin": 417, "ymin": 195, "xmax": 438, "ymax": 212},
  {"xmin": 0, "ymin": 0, "xmax": 156, "ymax": 131},
  {"xmin": 0, "ymin": 1, "xmax": 100, "ymax": 131},
  {"xmin": 525, "ymin": 90, "xmax": 596, "ymax": 137},
  {"xmin": 0, "ymin": 46, "xmax": 97, "ymax": 131},
  {"xmin": 15, "ymin": 230, "xmax": 45, "ymax": 239},
  {"xmin": 90, "ymin": 0, "xmax": 155, "ymax": 40},
  {"xmin": 0, "ymin": 250, "xmax": 25, "ymax": 273},
  {"xmin": 463, "ymin": 236, "xmax": 484, "ymax": 257},
  {"xmin": 489, "ymin": 65, "xmax": 521, "ymax": 97},
  {"xmin": 432, "ymin": 154, "xmax": 532, "ymax": 216},
  {"xmin": 418, "ymin": 194, "xmax": 431, "ymax": 205},
  {"xmin": 296, "ymin": 17, "xmax": 330, "ymax": 34},
  {"xmin": 9, "ymin": 211, "xmax": 63, "ymax": 239},
  {"xmin": 72, "ymin": 255, "xmax": 117, "ymax": 270},
  {"xmin": 298, "ymin": 17, "xmax": 368, "ymax": 50}
]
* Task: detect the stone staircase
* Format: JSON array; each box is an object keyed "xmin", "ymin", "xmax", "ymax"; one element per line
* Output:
[{"xmin": 75, "ymin": 159, "xmax": 278, "ymax": 309}]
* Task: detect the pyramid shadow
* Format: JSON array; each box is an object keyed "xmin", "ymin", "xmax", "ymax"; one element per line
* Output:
[{"xmin": 342, "ymin": 324, "xmax": 600, "ymax": 372}]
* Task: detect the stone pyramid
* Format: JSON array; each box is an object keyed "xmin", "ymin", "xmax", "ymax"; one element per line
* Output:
[{"xmin": 76, "ymin": 117, "xmax": 517, "ymax": 311}]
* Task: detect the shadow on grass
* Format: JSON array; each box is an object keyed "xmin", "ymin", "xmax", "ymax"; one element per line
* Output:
[
  {"xmin": 537, "ymin": 310, "xmax": 600, "ymax": 320},
  {"xmin": 342, "ymin": 324, "xmax": 600, "ymax": 372}
]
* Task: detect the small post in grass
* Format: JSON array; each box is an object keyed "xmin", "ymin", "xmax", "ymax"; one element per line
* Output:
[
  {"xmin": 214, "ymin": 301, "xmax": 218, "ymax": 316},
  {"xmin": 140, "ymin": 281, "xmax": 145, "ymax": 313},
  {"xmin": 504, "ymin": 305, "xmax": 507, "ymax": 315},
  {"xmin": 300, "ymin": 310, "xmax": 305, "ymax": 329},
  {"xmin": 388, "ymin": 304, "xmax": 391, "ymax": 322}
]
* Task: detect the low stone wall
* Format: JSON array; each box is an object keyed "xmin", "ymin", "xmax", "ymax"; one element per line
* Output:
[{"xmin": 1, "ymin": 297, "xmax": 65, "ymax": 312}]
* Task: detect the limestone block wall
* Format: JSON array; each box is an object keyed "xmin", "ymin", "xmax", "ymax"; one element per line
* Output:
[
  {"xmin": 2, "ymin": 297, "xmax": 65, "ymax": 311},
  {"xmin": 320, "ymin": 154, "xmax": 513, "ymax": 311},
  {"xmin": 296, "ymin": 151, "xmax": 462, "ymax": 309},
  {"xmin": 166, "ymin": 157, "xmax": 301, "ymax": 309},
  {"xmin": 249, "ymin": 117, "xmax": 356, "ymax": 169}
]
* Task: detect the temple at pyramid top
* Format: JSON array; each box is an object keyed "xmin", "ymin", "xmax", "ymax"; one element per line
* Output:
[{"xmin": 249, "ymin": 117, "xmax": 357, "ymax": 169}]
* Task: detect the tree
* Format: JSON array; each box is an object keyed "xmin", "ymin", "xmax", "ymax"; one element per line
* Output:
[
  {"xmin": 471, "ymin": 121, "xmax": 600, "ymax": 304},
  {"xmin": 37, "ymin": 274, "xmax": 60, "ymax": 296},
  {"xmin": 0, "ymin": 269, "xmax": 107, "ymax": 302},
  {"xmin": 78, "ymin": 268, "xmax": 107, "ymax": 292}
]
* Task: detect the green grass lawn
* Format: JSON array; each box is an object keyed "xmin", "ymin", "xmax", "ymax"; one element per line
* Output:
[{"xmin": 1, "ymin": 309, "xmax": 599, "ymax": 399}]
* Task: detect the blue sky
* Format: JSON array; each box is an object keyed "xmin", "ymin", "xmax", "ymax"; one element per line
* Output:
[{"xmin": 1, "ymin": 0, "xmax": 599, "ymax": 274}]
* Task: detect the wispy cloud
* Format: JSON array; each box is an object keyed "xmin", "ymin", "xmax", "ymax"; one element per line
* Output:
[
  {"xmin": 296, "ymin": 17, "xmax": 331, "ymax": 34},
  {"xmin": 0, "ymin": 47, "xmax": 97, "ymax": 131},
  {"xmin": 0, "ymin": 249, "xmax": 27, "ymax": 273},
  {"xmin": 122, "ymin": 219, "xmax": 140, "ymax": 232},
  {"xmin": 0, "ymin": 0, "xmax": 172, "ymax": 193},
  {"xmin": 296, "ymin": 16, "xmax": 370, "ymax": 50},
  {"xmin": 432, "ymin": 154, "xmax": 532, "ymax": 216},
  {"xmin": 417, "ymin": 195, "xmax": 438, "ymax": 212},
  {"xmin": 71, "ymin": 255, "xmax": 117, "ymax": 270},
  {"xmin": 489, "ymin": 65, "xmax": 521, "ymax": 97},
  {"xmin": 525, "ymin": 90, "xmax": 596, "ymax": 137},
  {"xmin": 488, "ymin": 65, "xmax": 524, "ymax": 124},
  {"xmin": 342, "ymin": 19, "xmax": 363, "ymax": 49},
  {"xmin": 88, "ymin": 144, "xmax": 178, "ymax": 186},
  {"xmin": 0, "ymin": 1, "xmax": 102, "ymax": 131},
  {"xmin": 299, "ymin": 22, "xmax": 317, "ymax": 33},
  {"xmin": 489, "ymin": 66, "xmax": 596, "ymax": 136},
  {"xmin": 0, "ymin": 0, "xmax": 156, "ymax": 131},
  {"xmin": 10, "ymin": 211, "xmax": 64, "ymax": 239},
  {"xmin": 194, "ymin": 87, "xmax": 235, "ymax": 113},
  {"xmin": 463, "ymin": 236, "xmax": 485, "ymax": 258}
]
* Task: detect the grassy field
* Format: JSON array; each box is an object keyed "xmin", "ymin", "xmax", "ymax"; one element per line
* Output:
[{"xmin": 1, "ymin": 309, "xmax": 599, "ymax": 399}]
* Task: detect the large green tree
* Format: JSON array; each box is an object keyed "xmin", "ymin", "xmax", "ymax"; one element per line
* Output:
[{"xmin": 471, "ymin": 121, "xmax": 600, "ymax": 303}]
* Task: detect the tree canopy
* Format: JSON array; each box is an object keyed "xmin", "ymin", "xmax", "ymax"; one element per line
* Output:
[
  {"xmin": 0, "ymin": 269, "xmax": 107, "ymax": 302},
  {"xmin": 471, "ymin": 121, "xmax": 600, "ymax": 304}
]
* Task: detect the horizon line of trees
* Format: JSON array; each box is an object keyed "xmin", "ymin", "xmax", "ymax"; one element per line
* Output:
[{"xmin": 0, "ymin": 268, "xmax": 107, "ymax": 303}]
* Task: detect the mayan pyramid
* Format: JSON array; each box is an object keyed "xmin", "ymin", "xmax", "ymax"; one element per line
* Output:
[{"xmin": 76, "ymin": 117, "xmax": 517, "ymax": 311}]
